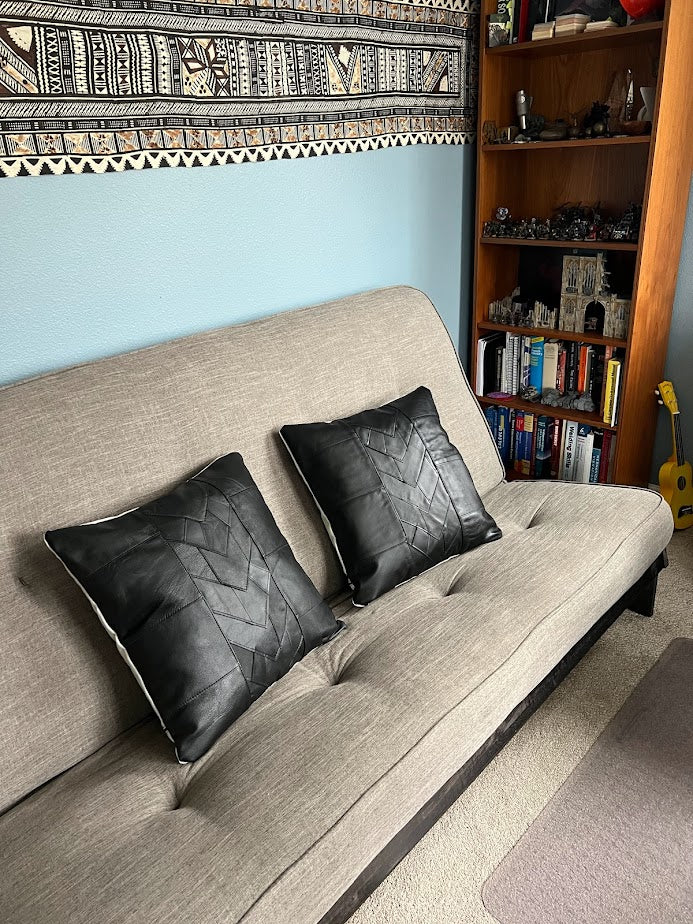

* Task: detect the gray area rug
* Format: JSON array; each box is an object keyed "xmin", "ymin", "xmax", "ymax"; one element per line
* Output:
[{"xmin": 482, "ymin": 636, "xmax": 693, "ymax": 924}]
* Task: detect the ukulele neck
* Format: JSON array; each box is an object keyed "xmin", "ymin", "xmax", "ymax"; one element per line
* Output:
[{"xmin": 672, "ymin": 411, "xmax": 684, "ymax": 468}]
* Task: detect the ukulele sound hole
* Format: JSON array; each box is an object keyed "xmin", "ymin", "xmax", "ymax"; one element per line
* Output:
[{"xmin": 678, "ymin": 476, "xmax": 687, "ymax": 491}]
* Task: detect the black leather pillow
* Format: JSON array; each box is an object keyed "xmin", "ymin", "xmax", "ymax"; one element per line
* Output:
[
  {"xmin": 281, "ymin": 386, "xmax": 501, "ymax": 605},
  {"xmin": 45, "ymin": 453, "xmax": 341, "ymax": 762}
]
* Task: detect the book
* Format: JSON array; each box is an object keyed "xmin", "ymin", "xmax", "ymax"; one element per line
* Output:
[
  {"xmin": 516, "ymin": 0, "xmax": 531, "ymax": 43},
  {"xmin": 494, "ymin": 344, "xmax": 504, "ymax": 391},
  {"xmin": 532, "ymin": 22, "xmax": 555, "ymax": 40},
  {"xmin": 521, "ymin": 335, "xmax": 532, "ymax": 388},
  {"xmin": 476, "ymin": 333, "xmax": 503, "ymax": 395},
  {"xmin": 484, "ymin": 405, "xmax": 499, "ymax": 441},
  {"xmin": 584, "ymin": 19, "xmax": 618, "ymax": 31},
  {"xmin": 577, "ymin": 345, "xmax": 594, "ymax": 394},
  {"xmin": 562, "ymin": 420, "xmax": 579, "ymax": 481},
  {"xmin": 520, "ymin": 411, "xmax": 535, "ymax": 475},
  {"xmin": 566, "ymin": 341, "xmax": 579, "ymax": 392},
  {"xmin": 534, "ymin": 415, "xmax": 552, "ymax": 478},
  {"xmin": 542, "ymin": 340, "xmax": 560, "ymax": 395},
  {"xmin": 589, "ymin": 430, "xmax": 603, "ymax": 484},
  {"xmin": 513, "ymin": 410, "xmax": 525, "ymax": 473},
  {"xmin": 575, "ymin": 424, "xmax": 594, "ymax": 483},
  {"xmin": 598, "ymin": 429, "xmax": 613, "ymax": 483},
  {"xmin": 497, "ymin": 406, "xmax": 512, "ymax": 462},
  {"xmin": 529, "ymin": 336, "xmax": 545, "ymax": 391},
  {"xmin": 550, "ymin": 418, "xmax": 563, "ymax": 478},
  {"xmin": 556, "ymin": 345, "xmax": 567, "ymax": 393},
  {"xmin": 603, "ymin": 357, "xmax": 622, "ymax": 425},
  {"xmin": 493, "ymin": 0, "xmax": 516, "ymax": 46}
]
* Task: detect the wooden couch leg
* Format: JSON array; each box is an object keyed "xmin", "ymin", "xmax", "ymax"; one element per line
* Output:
[{"xmin": 627, "ymin": 550, "xmax": 668, "ymax": 618}]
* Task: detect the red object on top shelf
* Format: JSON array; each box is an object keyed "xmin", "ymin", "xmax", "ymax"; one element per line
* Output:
[{"xmin": 618, "ymin": 0, "xmax": 665, "ymax": 18}]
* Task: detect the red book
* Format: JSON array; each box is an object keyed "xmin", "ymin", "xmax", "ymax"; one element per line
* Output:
[
  {"xmin": 518, "ymin": 0, "xmax": 531, "ymax": 43},
  {"xmin": 578, "ymin": 345, "xmax": 589, "ymax": 393},
  {"xmin": 514, "ymin": 411, "xmax": 525, "ymax": 473},
  {"xmin": 598, "ymin": 430, "xmax": 613, "ymax": 483}
]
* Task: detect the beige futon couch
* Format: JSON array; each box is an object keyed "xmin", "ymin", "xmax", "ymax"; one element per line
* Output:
[{"xmin": 0, "ymin": 287, "xmax": 672, "ymax": 923}]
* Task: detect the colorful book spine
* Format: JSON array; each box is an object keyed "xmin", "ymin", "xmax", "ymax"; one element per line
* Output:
[
  {"xmin": 542, "ymin": 341, "xmax": 560, "ymax": 395},
  {"xmin": 534, "ymin": 415, "xmax": 552, "ymax": 478},
  {"xmin": 603, "ymin": 358, "xmax": 622, "ymax": 425},
  {"xmin": 497, "ymin": 406, "xmax": 511, "ymax": 463},
  {"xmin": 598, "ymin": 430, "xmax": 613, "ymax": 483},
  {"xmin": 520, "ymin": 411, "xmax": 535, "ymax": 475},
  {"xmin": 562, "ymin": 420, "xmax": 579, "ymax": 481},
  {"xmin": 513, "ymin": 410, "xmax": 525, "ymax": 473},
  {"xmin": 529, "ymin": 337, "xmax": 545, "ymax": 392},
  {"xmin": 550, "ymin": 418, "xmax": 563, "ymax": 478},
  {"xmin": 556, "ymin": 346, "xmax": 567, "ymax": 394},
  {"xmin": 566, "ymin": 342, "xmax": 579, "ymax": 392},
  {"xmin": 589, "ymin": 430, "xmax": 603, "ymax": 484},
  {"xmin": 575, "ymin": 424, "xmax": 594, "ymax": 483}
]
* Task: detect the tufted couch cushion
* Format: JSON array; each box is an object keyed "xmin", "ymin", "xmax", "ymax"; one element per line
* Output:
[
  {"xmin": 0, "ymin": 287, "xmax": 504, "ymax": 813},
  {"xmin": 0, "ymin": 479, "xmax": 672, "ymax": 924}
]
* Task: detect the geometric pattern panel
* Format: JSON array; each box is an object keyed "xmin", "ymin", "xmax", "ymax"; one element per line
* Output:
[
  {"xmin": 281, "ymin": 386, "xmax": 501, "ymax": 605},
  {"xmin": 45, "ymin": 453, "xmax": 341, "ymax": 761},
  {"xmin": 0, "ymin": 0, "xmax": 479, "ymax": 177}
]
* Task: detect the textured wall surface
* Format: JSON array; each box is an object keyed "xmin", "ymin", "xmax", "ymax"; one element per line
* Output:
[
  {"xmin": 651, "ymin": 179, "xmax": 693, "ymax": 481},
  {"xmin": 0, "ymin": 144, "xmax": 474, "ymax": 387}
]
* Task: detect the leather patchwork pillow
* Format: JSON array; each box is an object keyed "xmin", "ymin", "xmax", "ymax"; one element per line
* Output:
[
  {"xmin": 281, "ymin": 386, "xmax": 501, "ymax": 606},
  {"xmin": 45, "ymin": 453, "xmax": 341, "ymax": 762}
]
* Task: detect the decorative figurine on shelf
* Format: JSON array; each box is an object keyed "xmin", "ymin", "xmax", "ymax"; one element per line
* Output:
[
  {"xmin": 583, "ymin": 102, "xmax": 611, "ymax": 138},
  {"xmin": 611, "ymin": 202, "xmax": 642, "ymax": 241},
  {"xmin": 532, "ymin": 301, "xmax": 558, "ymax": 329},
  {"xmin": 516, "ymin": 89, "xmax": 533, "ymax": 132},
  {"xmin": 542, "ymin": 390, "xmax": 597, "ymax": 413}
]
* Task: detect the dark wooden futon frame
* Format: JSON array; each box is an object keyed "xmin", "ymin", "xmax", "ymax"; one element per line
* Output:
[{"xmin": 320, "ymin": 551, "xmax": 668, "ymax": 924}]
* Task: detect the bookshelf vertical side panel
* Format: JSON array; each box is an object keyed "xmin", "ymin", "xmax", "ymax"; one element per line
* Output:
[{"xmin": 615, "ymin": 0, "xmax": 693, "ymax": 486}]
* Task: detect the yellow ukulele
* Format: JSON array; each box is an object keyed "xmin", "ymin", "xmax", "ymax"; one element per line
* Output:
[{"xmin": 656, "ymin": 381, "xmax": 693, "ymax": 530}]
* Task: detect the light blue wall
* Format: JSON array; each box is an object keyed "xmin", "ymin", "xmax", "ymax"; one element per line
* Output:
[
  {"xmin": 651, "ymin": 178, "xmax": 693, "ymax": 481},
  {"xmin": 0, "ymin": 144, "xmax": 475, "ymax": 387}
]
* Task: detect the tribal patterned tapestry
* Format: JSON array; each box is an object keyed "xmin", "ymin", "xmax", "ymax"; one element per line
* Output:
[{"xmin": 0, "ymin": 0, "xmax": 478, "ymax": 177}]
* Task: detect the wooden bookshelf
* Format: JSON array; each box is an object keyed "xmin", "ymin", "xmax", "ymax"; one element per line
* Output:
[
  {"xmin": 478, "ymin": 321, "xmax": 626, "ymax": 349},
  {"xmin": 472, "ymin": 0, "xmax": 693, "ymax": 486},
  {"xmin": 480, "ymin": 238, "xmax": 639, "ymax": 251},
  {"xmin": 477, "ymin": 395, "xmax": 616, "ymax": 432},
  {"xmin": 482, "ymin": 135, "xmax": 651, "ymax": 152},
  {"xmin": 486, "ymin": 20, "xmax": 663, "ymax": 58}
]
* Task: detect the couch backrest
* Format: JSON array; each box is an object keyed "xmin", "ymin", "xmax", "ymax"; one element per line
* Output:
[{"xmin": 0, "ymin": 286, "xmax": 503, "ymax": 812}]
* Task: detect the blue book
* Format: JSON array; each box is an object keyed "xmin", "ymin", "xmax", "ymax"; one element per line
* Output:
[
  {"xmin": 497, "ymin": 406, "xmax": 511, "ymax": 463},
  {"xmin": 484, "ymin": 405, "xmax": 499, "ymax": 441},
  {"xmin": 529, "ymin": 337, "xmax": 545, "ymax": 392}
]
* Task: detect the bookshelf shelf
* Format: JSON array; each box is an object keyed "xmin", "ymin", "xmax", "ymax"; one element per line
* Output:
[
  {"xmin": 482, "ymin": 136, "xmax": 651, "ymax": 152},
  {"xmin": 480, "ymin": 238, "xmax": 639, "ymax": 252},
  {"xmin": 477, "ymin": 395, "xmax": 617, "ymax": 432},
  {"xmin": 477, "ymin": 321, "xmax": 627, "ymax": 349},
  {"xmin": 472, "ymin": 1, "xmax": 692, "ymax": 486},
  {"xmin": 486, "ymin": 21, "xmax": 663, "ymax": 59}
]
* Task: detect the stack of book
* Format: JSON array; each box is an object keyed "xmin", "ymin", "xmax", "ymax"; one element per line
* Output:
[
  {"xmin": 483, "ymin": 408, "xmax": 617, "ymax": 484},
  {"xmin": 554, "ymin": 12, "xmax": 589, "ymax": 35},
  {"xmin": 532, "ymin": 20, "xmax": 555, "ymax": 40},
  {"xmin": 584, "ymin": 18, "xmax": 619, "ymax": 31},
  {"xmin": 489, "ymin": 1, "xmax": 557, "ymax": 46},
  {"xmin": 476, "ymin": 332, "xmax": 623, "ymax": 417}
]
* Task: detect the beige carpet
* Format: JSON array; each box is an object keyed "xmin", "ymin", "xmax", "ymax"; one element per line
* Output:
[
  {"xmin": 350, "ymin": 527, "xmax": 693, "ymax": 924},
  {"xmin": 483, "ymin": 637, "xmax": 693, "ymax": 924}
]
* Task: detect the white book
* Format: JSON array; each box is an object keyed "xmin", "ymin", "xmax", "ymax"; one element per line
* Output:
[
  {"xmin": 562, "ymin": 420, "xmax": 579, "ymax": 482},
  {"xmin": 575, "ymin": 426, "xmax": 595, "ymax": 483},
  {"xmin": 542, "ymin": 340, "xmax": 560, "ymax": 394}
]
